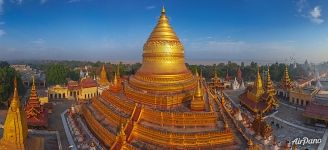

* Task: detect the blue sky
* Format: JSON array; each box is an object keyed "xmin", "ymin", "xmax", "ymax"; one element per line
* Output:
[{"xmin": 0, "ymin": 0, "xmax": 327, "ymax": 63}]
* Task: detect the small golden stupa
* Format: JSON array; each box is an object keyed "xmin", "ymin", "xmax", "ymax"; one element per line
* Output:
[{"xmin": 99, "ymin": 64, "xmax": 110, "ymax": 86}]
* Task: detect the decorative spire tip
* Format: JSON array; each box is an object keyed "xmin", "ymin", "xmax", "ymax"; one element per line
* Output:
[{"xmin": 162, "ymin": 5, "xmax": 166, "ymax": 13}]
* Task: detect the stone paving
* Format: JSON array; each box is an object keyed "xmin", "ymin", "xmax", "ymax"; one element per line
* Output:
[{"xmin": 49, "ymin": 99, "xmax": 74, "ymax": 150}]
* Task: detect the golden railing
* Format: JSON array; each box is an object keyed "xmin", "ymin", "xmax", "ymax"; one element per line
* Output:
[
  {"xmin": 82, "ymin": 105, "xmax": 116, "ymax": 147},
  {"xmin": 140, "ymin": 108, "xmax": 218, "ymax": 127},
  {"xmin": 91, "ymin": 98, "xmax": 128, "ymax": 127},
  {"xmin": 131, "ymin": 124, "xmax": 234, "ymax": 148},
  {"xmin": 101, "ymin": 91, "xmax": 135, "ymax": 115},
  {"xmin": 124, "ymin": 85, "xmax": 192, "ymax": 107}
]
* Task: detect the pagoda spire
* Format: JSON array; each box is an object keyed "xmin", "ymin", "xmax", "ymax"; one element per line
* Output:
[
  {"xmin": 237, "ymin": 66, "xmax": 242, "ymax": 83},
  {"xmin": 25, "ymin": 75, "xmax": 48, "ymax": 128},
  {"xmin": 116, "ymin": 64, "xmax": 120, "ymax": 78},
  {"xmin": 191, "ymin": 77, "xmax": 205, "ymax": 111},
  {"xmin": 281, "ymin": 64, "xmax": 292, "ymax": 90},
  {"xmin": 99, "ymin": 64, "xmax": 109, "ymax": 86},
  {"xmin": 266, "ymin": 67, "xmax": 275, "ymax": 96},
  {"xmin": 110, "ymin": 71, "xmax": 121, "ymax": 93},
  {"xmin": 195, "ymin": 68, "xmax": 199, "ymax": 77},
  {"xmin": 252, "ymin": 66, "xmax": 264, "ymax": 97},
  {"xmin": 194, "ymin": 76, "xmax": 203, "ymax": 97},
  {"xmin": 0, "ymin": 77, "xmax": 28, "ymax": 150}
]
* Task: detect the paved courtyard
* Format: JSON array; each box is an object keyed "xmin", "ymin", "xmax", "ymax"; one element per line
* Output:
[
  {"xmin": 48, "ymin": 99, "xmax": 74, "ymax": 150},
  {"xmin": 224, "ymin": 89, "xmax": 328, "ymax": 149}
]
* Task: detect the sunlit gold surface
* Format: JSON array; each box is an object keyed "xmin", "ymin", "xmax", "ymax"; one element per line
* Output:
[
  {"xmin": 99, "ymin": 64, "xmax": 109, "ymax": 86},
  {"xmin": 82, "ymin": 7, "xmax": 235, "ymax": 149},
  {"xmin": 129, "ymin": 6, "xmax": 196, "ymax": 103},
  {"xmin": 240, "ymin": 67, "xmax": 278, "ymax": 113},
  {"xmin": 0, "ymin": 78, "xmax": 28, "ymax": 150}
]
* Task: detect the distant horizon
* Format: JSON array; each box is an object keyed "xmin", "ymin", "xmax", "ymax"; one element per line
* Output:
[{"xmin": 4, "ymin": 58, "xmax": 325, "ymax": 66}]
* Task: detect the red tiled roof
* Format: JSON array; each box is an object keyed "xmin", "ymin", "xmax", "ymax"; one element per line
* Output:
[
  {"xmin": 240, "ymin": 92, "xmax": 269, "ymax": 112},
  {"xmin": 303, "ymin": 103, "xmax": 328, "ymax": 121},
  {"xmin": 80, "ymin": 78, "xmax": 97, "ymax": 88},
  {"xmin": 26, "ymin": 109, "xmax": 48, "ymax": 127},
  {"xmin": 68, "ymin": 80, "xmax": 81, "ymax": 90}
]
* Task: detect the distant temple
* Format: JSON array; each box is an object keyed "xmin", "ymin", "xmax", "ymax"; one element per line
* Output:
[
  {"xmin": 240, "ymin": 67, "xmax": 278, "ymax": 114},
  {"xmin": 80, "ymin": 7, "xmax": 236, "ymax": 149},
  {"xmin": 277, "ymin": 65, "xmax": 293, "ymax": 99},
  {"xmin": 48, "ymin": 76, "xmax": 97, "ymax": 100},
  {"xmin": 25, "ymin": 76, "xmax": 48, "ymax": 129}
]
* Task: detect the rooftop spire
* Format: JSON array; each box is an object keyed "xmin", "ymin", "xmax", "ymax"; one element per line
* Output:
[
  {"xmin": 194, "ymin": 77, "xmax": 203, "ymax": 97},
  {"xmin": 0, "ymin": 76, "xmax": 28, "ymax": 150},
  {"xmin": 266, "ymin": 66, "xmax": 275, "ymax": 96},
  {"xmin": 252, "ymin": 66, "xmax": 264, "ymax": 97},
  {"xmin": 11, "ymin": 77, "xmax": 20, "ymax": 110},
  {"xmin": 161, "ymin": 5, "xmax": 165, "ymax": 13},
  {"xmin": 117, "ymin": 64, "xmax": 120, "ymax": 77},
  {"xmin": 281, "ymin": 64, "xmax": 292, "ymax": 90},
  {"xmin": 99, "ymin": 64, "xmax": 109, "ymax": 86}
]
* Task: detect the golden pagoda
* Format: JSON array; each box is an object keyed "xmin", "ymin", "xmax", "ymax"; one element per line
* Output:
[
  {"xmin": 0, "ymin": 78, "xmax": 28, "ymax": 150},
  {"xmin": 191, "ymin": 71, "xmax": 205, "ymax": 111},
  {"xmin": 281, "ymin": 64, "xmax": 292, "ymax": 90},
  {"xmin": 240, "ymin": 67, "xmax": 277, "ymax": 113},
  {"xmin": 81, "ymin": 7, "xmax": 236, "ymax": 149},
  {"xmin": 265, "ymin": 67, "xmax": 279, "ymax": 108},
  {"xmin": 110, "ymin": 71, "xmax": 121, "ymax": 93},
  {"xmin": 25, "ymin": 76, "xmax": 48, "ymax": 128},
  {"xmin": 99, "ymin": 64, "xmax": 110, "ymax": 86}
]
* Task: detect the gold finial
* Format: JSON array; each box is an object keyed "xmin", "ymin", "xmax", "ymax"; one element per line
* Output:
[
  {"xmin": 113, "ymin": 72, "xmax": 118, "ymax": 85},
  {"xmin": 162, "ymin": 5, "xmax": 165, "ymax": 13},
  {"xmin": 194, "ymin": 77, "xmax": 203, "ymax": 97},
  {"xmin": 117, "ymin": 64, "xmax": 120, "ymax": 77},
  {"xmin": 11, "ymin": 77, "xmax": 20, "ymax": 110},
  {"xmin": 32, "ymin": 75, "xmax": 36, "ymax": 90},
  {"xmin": 195, "ymin": 68, "xmax": 199, "ymax": 77}
]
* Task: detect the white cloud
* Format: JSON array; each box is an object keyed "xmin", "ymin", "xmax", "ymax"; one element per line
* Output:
[
  {"xmin": 309, "ymin": 6, "xmax": 324, "ymax": 24},
  {"xmin": 10, "ymin": 0, "xmax": 23, "ymax": 5},
  {"xmin": 146, "ymin": 5, "xmax": 156, "ymax": 10},
  {"xmin": 31, "ymin": 38, "xmax": 46, "ymax": 45},
  {"xmin": 0, "ymin": 29, "xmax": 5, "ymax": 37},
  {"xmin": 40, "ymin": 0, "xmax": 47, "ymax": 4},
  {"xmin": 67, "ymin": 0, "xmax": 80, "ymax": 3}
]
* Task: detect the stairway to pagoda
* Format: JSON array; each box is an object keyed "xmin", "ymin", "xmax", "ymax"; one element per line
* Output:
[{"xmin": 111, "ymin": 104, "xmax": 142, "ymax": 150}]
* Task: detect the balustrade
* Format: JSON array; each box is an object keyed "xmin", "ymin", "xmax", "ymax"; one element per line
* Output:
[
  {"xmin": 132, "ymin": 124, "xmax": 234, "ymax": 148},
  {"xmin": 82, "ymin": 105, "xmax": 116, "ymax": 147},
  {"xmin": 101, "ymin": 91, "xmax": 135, "ymax": 114},
  {"xmin": 140, "ymin": 108, "xmax": 217, "ymax": 127},
  {"xmin": 92, "ymin": 99, "xmax": 128, "ymax": 127}
]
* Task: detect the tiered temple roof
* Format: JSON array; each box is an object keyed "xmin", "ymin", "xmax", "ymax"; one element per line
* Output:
[
  {"xmin": 240, "ymin": 67, "xmax": 278, "ymax": 114},
  {"xmin": 25, "ymin": 76, "xmax": 48, "ymax": 128},
  {"xmin": 281, "ymin": 65, "xmax": 292, "ymax": 90},
  {"xmin": 81, "ymin": 7, "xmax": 236, "ymax": 149}
]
